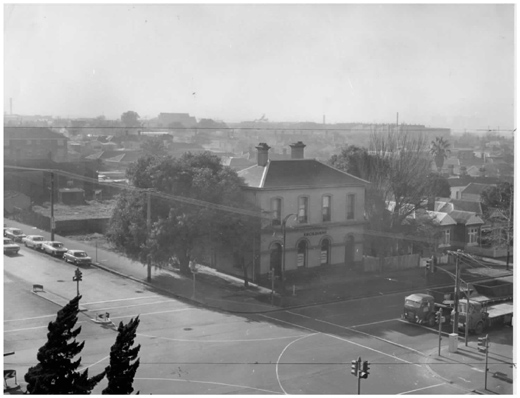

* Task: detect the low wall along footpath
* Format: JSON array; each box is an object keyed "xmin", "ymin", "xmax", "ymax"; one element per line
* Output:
[
  {"xmin": 362, "ymin": 253, "xmax": 419, "ymax": 273},
  {"xmin": 15, "ymin": 209, "xmax": 110, "ymax": 236}
]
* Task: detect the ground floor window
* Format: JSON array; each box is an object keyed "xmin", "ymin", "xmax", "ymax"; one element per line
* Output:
[
  {"xmin": 297, "ymin": 240, "xmax": 307, "ymax": 268},
  {"xmin": 320, "ymin": 238, "xmax": 330, "ymax": 265}
]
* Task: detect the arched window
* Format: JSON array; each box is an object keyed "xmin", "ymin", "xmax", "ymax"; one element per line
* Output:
[
  {"xmin": 297, "ymin": 240, "xmax": 308, "ymax": 268},
  {"xmin": 320, "ymin": 238, "xmax": 330, "ymax": 265}
]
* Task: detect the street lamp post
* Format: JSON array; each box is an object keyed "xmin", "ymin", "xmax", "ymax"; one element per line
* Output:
[{"xmin": 281, "ymin": 214, "xmax": 296, "ymax": 293}]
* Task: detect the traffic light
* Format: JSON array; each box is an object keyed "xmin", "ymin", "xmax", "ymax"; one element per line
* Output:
[
  {"xmin": 425, "ymin": 258, "xmax": 431, "ymax": 272},
  {"xmin": 73, "ymin": 268, "xmax": 83, "ymax": 282},
  {"xmin": 477, "ymin": 335, "xmax": 489, "ymax": 353},
  {"xmin": 360, "ymin": 361, "xmax": 370, "ymax": 379},
  {"xmin": 435, "ymin": 310, "xmax": 441, "ymax": 324},
  {"xmin": 351, "ymin": 359, "xmax": 359, "ymax": 376}
]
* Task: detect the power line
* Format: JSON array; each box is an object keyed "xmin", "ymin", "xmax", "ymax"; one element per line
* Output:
[{"xmin": 4, "ymin": 165, "xmax": 269, "ymax": 220}]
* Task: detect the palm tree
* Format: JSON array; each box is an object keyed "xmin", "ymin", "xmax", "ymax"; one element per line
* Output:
[{"xmin": 430, "ymin": 136, "xmax": 451, "ymax": 172}]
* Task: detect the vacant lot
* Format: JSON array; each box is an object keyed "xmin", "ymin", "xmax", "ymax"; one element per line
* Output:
[{"xmin": 32, "ymin": 200, "xmax": 117, "ymax": 220}]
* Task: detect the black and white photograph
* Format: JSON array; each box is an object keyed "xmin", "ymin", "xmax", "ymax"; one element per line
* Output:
[{"xmin": 3, "ymin": 2, "xmax": 515, "ymax": 395}]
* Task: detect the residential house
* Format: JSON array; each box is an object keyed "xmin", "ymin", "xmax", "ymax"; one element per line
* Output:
[
  {"xmin": 4, "ymin": 126, "xmax": 68, "ymax": 162},
  {"xmin": 234, "ymin": 142, "xmax": 369, "ymax": 279},
  {"xmin": 460, "ymin": 183, "xmax": 493, "ymax": 202},
  {"xmin": 449, "ymin": 210, "xmax": 485, "ymax": 251}
]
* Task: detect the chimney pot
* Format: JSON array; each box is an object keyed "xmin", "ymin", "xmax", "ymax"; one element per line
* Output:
[
  {"xmin": 290, "ymin": 141, "xmax": 306, "ymax": 159},
  {"xmin": 255, "ymin": 143, "xmax": 271, "ymax": 167}
]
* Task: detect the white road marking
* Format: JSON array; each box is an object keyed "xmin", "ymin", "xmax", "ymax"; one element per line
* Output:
[
  {"xmin": 137, "ymin": 332, "xmax": 311, "ymax": 343},
  {"xmin": 4, "ymin": 314, "xmax": 59, "ymax": 322},
  {"xmin": 79, "ymin": 355, "xmax": 109, "ymax": 371},
  {"xmin": 134, "ymin": 377, "xmax": 281, "ymax": 394},
  {"xmin": 86, "ymin": 300, "xmax": 177, "ymax": 312},
  {"xmin": 397, "ymin": 382, "xmax": 447, "ymax": 394},
  {"xmin": 82, "ymin": 296, "xmax": 158, "ymax": 305},
  {"xmin": 5, "ymin": 322, "xmax": 84, "ymax": 333},
  {"xmin": 110, "ymin": 307, "xmax": 192, "ymax": 320},
  {"xmin": 259, "ymin": 314, "xmax": 317, "ymax": 332},
  {"xmin": 351, "ymin": 318, "xmax": 400, "ymax": 328},
  {"xmin": 260, "ymin": 314, "xmax": 414, "ymax": 364},
  {"xmin": 275, "ymin": 334, "xmax": 317, "ymax": 394},
  {"xmin": 286, "ymin": 311, "xmax": 426, "ymax": 358},
  {"xmin": 316, "ymin": 318, "xmax": 426, "ymax": 358}
]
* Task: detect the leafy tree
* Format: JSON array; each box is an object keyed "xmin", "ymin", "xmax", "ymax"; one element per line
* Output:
[
  {"xmin": 24, "ymin": 296, "xmax": 105, "ymax": 394},
  {"xmin": 426, "ymin": 172, "xmax": 451, "ymax": 198},
  {"xmin": 141, "ymin": 137, "xmax": 167, "ymax": 157},
  {"xmin": 430, "ymin": 136, "xmax": 451, "ymax": 172},
  {"xmin": 481, "ymin": 182, "xmax": 513, "ymax": 215},
  {"xmin": 330, "ymin": 131, "xmax": 435, "ymax": 257},
  {"xmin": 121, "ymin": 111, "xmax": 141, "ymax": 128},
  {"xmin": 103, "ymin": 317, "xmax": 141, "ymax": 395},
  {"xmin": 108, "ymin": 152, "xmax": 261, "ymax": 274}
]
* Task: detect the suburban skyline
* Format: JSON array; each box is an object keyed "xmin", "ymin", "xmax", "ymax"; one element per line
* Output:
[{"xmin": 4, "ymin": 4, "xmax": 515, "ymax": 131}]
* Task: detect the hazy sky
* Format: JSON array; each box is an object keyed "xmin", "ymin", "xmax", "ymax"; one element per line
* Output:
[{"xmin": 4, "ymin": 3, "xmax": 515, "ymax": 130}]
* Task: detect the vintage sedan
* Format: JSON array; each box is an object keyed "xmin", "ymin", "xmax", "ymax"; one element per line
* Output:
[
  {"xmin": 22, "ymin": 235, "xmax": 46, "ymax": 250},
  {"xmin": 4, "ymin": 228, "xmax": 26, "ymax": 242},
  {"xmin": 42, "ymin": 241, "xmax": 68, "ymax": 257},
  {"xmin": 63, "ymin": 250, "xmax": 92, "ymax": 265},
  {"xmin": 4, "ymin": 237, "xmax": 20, "ymax": 255}
]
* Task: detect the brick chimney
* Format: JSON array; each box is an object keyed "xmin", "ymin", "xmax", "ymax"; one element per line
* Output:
[
  {"xmin": 256, "ymin": 143, "xmax": 271, "ymax": 167},
  {"xmin": 290, "ymin": 141, "xmax": 306, "ymax": 159}
]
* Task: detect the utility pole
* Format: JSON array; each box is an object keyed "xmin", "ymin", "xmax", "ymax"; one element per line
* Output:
[
  {"xmin": 50, "ymin": 171, "xmax": 55, "ymax": 241},
  {"xmin": 506, "ymin": 186, "xmax": 512, "ymax": 271},
  {"xmin": 465, "ymin": 282, "xmax": 470, "ymax": 346},
  {"xmin": 453, "ymin": 254, "xmax": 460, "ymax": 334},
  {"xmin": 146, "ymin": 189, "xmax": 152, "ymax": 282}
]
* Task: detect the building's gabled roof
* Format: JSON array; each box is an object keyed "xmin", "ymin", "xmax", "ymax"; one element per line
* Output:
[
  {"xmin": 461, "ymin": 182, "xmax": 493, "ymax": 195},
  {"xmin": 437, "ymin": 199, "xmax": 483, "ymax": 214},
  {"xmin": 4, "ymin": 126, "xmax": 67, "ymax": 140},
  {"xmin": 239, "ymin": 159, "xmax": 370, "ymax": 189},
  {"xmin": 223, "ymin": 157, "xmax": 255, "ymax": 171},
  {"xmin": 426, "ymin": 211, "xmax": 457, "ymax": 226},
  {"xmin": 449, "ymin": 210, "xmax": 484, "ymax": 225}
]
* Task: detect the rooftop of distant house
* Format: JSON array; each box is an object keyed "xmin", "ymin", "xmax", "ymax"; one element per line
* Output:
[{"xmin": 4, "ymin": 126, "xmax": 67, "ymax": 140}]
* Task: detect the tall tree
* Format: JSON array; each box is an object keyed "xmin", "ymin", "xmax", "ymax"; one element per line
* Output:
[
  {"xmin": 107, "ymin": 152, "xmax": 260, "ymax": 274},
  {"xmin": 24, "ymin": 296, "xmax": 105, "ymax": 394},
  {"xmin": 330, "ymin": 131, "xmax": 435, "ymax": 256},
  {"xmin": 430, "ymin": 136, "xmax": 451, "ymax": 172},
  {"xmin": 121, "ymin": 111, "xmax": 141, "ymax": 128},
  {"xmin": 141, "ymin": 137, "xmax": 167, "ymax": 156},
  {"xmin": 103, "ymin": 317, "xmax": 141, "ymax": 395}
]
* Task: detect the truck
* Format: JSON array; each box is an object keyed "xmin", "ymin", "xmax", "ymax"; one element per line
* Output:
[
  {"xmin": 453, "ymin": 277, "xmax": 513, "ymax": 334},
  {"xmin": 402, "ymin": 293, "xmax": 452, "ymax": 327},
  {"xmin": 402, "ymin": 285, "xmax": 473, "ymax": 326},
  {"xmin": 403, "ymin": 277, "xmax": 513, "ymax": 332}
]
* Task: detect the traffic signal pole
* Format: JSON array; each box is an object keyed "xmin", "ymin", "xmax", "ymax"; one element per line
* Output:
[
  {"xmin": 50, "ymin": 171, "xmax": 55, "ymax": 241},
  {"xmin": 437, "ymin": 309, "xmax": 442, "ymax": 356}
]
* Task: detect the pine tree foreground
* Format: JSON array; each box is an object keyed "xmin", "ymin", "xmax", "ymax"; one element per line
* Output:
[
  {"xmin": 24, "ymin": 295, "xmax": 105, "ymax": 394},
  {"xmin": 103, "ymin": 316, "xmax": 141, "ymax": 394}
]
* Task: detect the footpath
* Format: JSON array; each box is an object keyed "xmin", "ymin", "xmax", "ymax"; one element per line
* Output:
[{"xmin": 3, "ymin": 218, "xmax": 515, "ymax": 394}]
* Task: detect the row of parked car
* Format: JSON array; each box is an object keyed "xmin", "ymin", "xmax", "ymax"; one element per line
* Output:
[{"xmin": 3, "ymin": 226, "xmax": 92, "ymax": 265}]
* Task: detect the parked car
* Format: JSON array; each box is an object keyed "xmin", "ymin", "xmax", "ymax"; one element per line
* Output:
[
  {"xmin": 63, "ymin": 250, "xmax": 92, "ymax": 265},
  {"xmin": 3, "ymin": 237, "xmax": 20, "ymax": 255},
  {"xmin": 22, "ymin": 235, "xmax": 46, "ymax": 250},
  {"xmin": 4, "ymin": 228, "xmax": 26, "ymax": 242},
  {"xmin": 42, "ymin": 241, "xmax": 68, "ymax": 257}
]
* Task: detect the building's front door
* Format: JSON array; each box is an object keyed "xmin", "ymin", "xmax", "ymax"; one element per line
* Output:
[{"xmin": 344, "ymin": 235, "xmax": 354, "ymax": 266}]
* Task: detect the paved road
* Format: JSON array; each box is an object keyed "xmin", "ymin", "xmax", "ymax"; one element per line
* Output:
[{"xmin": 6, "ymin": 245, "xmax": 513, "ymax": 394}]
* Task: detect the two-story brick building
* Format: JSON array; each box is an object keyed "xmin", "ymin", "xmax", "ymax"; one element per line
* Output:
[
  {"xmin": 238, "ymin": 142, "xmax": 369, "ymax": 279},
  {"xmin": 4, "ymin": 126, "xmax": 68, "ymax": 162}
]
